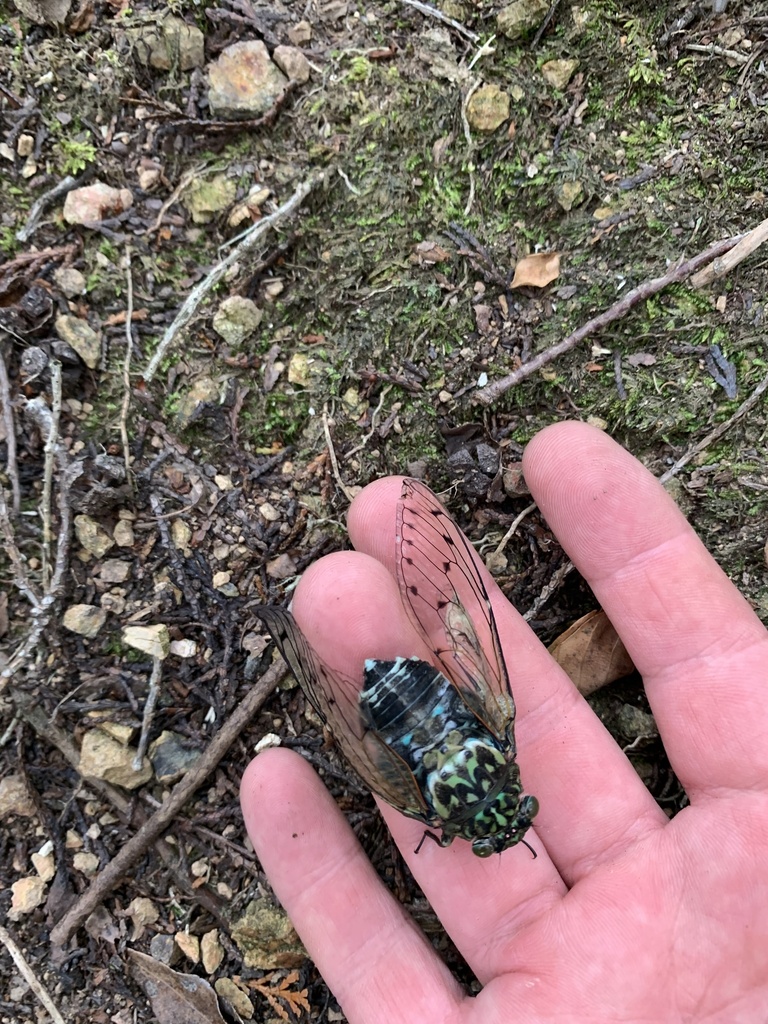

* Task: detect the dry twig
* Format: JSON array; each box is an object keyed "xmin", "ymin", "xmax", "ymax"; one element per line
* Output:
[
  {"xmin": 400, "ymin": 0, "xmax": 479, "ymax": 41},
  {"xmin": 143, "ymin": 172, "xmax": 324, "ymax": 382},
  {"xmin": 659, "ymin": 369, "xmax": 768, "ymax": 485},
  {"xmin": 475, "ymin": 232, "xmax": 744, "ymax": 406},
  {"xmin": 322, "ymin": 407, "xmax": 356, "ymax": 503},
  {"xmin": 0, "ymin": 348, "xmax": 20, "ymax": 514},
  {"xmin": 49, "ymin": 659, "xmax": 285, "ymax": 947},
  {"xmin": 40, "ymin": 361, "xmax": 62, "ymax": 588},
  {"xmin": 690, "ymin": 215, "xmax": 768, "ymax": 289},
  {"xmin": 0, "ymin": 924, "xmax": 65, "ymax": 1024},
  {"xmin": 120, "ymin": 247, "xmax": 135, "ymax": 487}
]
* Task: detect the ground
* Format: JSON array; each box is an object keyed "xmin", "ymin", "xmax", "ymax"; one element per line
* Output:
[{"xmin": 1, "ymin": 0, "xmax": 767, "ymax": 1021}]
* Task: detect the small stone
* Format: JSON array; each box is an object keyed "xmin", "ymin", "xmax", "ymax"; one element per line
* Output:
[
  {"xmin": 231, "ymin": 898, "xmax": 306, "ymax": 968},
  {"xmin": 586, "ymin": 415, "xmax": 608, "ymax": 430},
  {"xmin": 53, "ymin": 267, "xmax": 87, "ymax": 298},
  {"xmin": 287, "ymin": 20, "xmax": 312, "ymax": 45},
  {"xmin": 438, "ymin": 390, "xmax": 452, "ymax": 404},
  {"xmin": 149, "ymin": 933, "xmax": 179, "ymax": 965},
  {"xmin": 62, "ymin": 182, "xmax": 133, "ymax": 226},
  {"xmin": 259, "ymin": 502, "xmax": 280, "ymax": 522},
  {"xmin": 208, "ymin": 41, "xmax": 288, "ymax": 120},
  {"xmin": 78, "ymin": 730, "xmax": 153, "ymax": 789},
  {"xmin": 541, "ymin": 58, "xmax": 579, "ymax": 91},
  {"xmin": 213, "ymin": 570, "xmax": 231, "ymax": 589},
  {"xmin": 287, "ymin": 351, "xmax": 310, "ymax": 386},
  {"xmin": 8, "ymin": 877, "xmax": 47, "ymax": 921},
  {"xmin": 126, "ymin": 896, "xmax": 160, "ymax": 940},
  {"xmin": 95, "ymin": 721, "xmax": 134, "ymax": 744},
  {"xmin": 0, "ymin": 775, "xmax": 36, "ymax": 819},
  {"xmin": 169, "ymin": 638, "xmax": 197, "ymax": 658},
  {"xmin": 176, "ymin": 375, "xmax": 221, "ymax": 428},
  {"xmin": 215, "ymin": 979, "xmax": 254, "ymax": 1019},
  {"xmin": 113, "ymin": 519, "xmax": 135, "ymax": 547},
  {"xmin": 341, "ymin": 386, "xmax": 366, "ymax": 418},
  {"xmin": 556, "ymin": 180, "xmax": 583, "ymax": 211},
  {"xmin": 201, "ymin": 929, "xmax": 225, "ymax": 974},
  {"xmin": 171, "ymin": 519, "xmax": 192, "ymax": 551},
  {"xmin": 73, "ymin": 851, "xmax": 100, "ymax": 876},
  {"xmin": 63, "ymin": 604, "xmax": 107, "ymax": 638},
  {"xmin": 75, "ymin": 515, "xmax": 114, "ymax": 557},
  {"xmin": 17, "ymin": 134, "xmax": 34, "ymax": 157},
  {"xmin": 266, "ymin": 553, "xmax": 297, "ymax": 580},
  {"xmin": 131, "ymin": 15, "xmax": 205, "ymax": 71},
  {"xmin": 184, "ymin": 175, "xmax": 237, "ymax": 224},
  {"xmin": 175, "ymin": 931, "xmax": 200, "ymax": 964},
  {"xmin": 149, "ymin": 731, "xmax": 203, "ymax": 784},
  {"xmin": 101, "ymin": 593, "xmax": 126, "ymax": 615},
  {"xmin": 214, "ymin": 474, "xmax": 234, "ymax": 491},
  {"xmin": 122, "ymin": 624, "xmax": 170, "ymax": 659},
  {"xmin": 212, "ymin": 295, "xmax": 263, "ymax": 345},
  {"xmin": 55, "ymin": 315, "xmax": 101, "ymax": 369},
  {"xmin": 496, "ymin": 0, "xmax": 549, "ymax": 40},
  {"xmin": 272, "ymin": 45, "xmax": 311, "ymax": 84},
  {"xmin": 100, "ymin": 559, "xmax": 131, "ymax": 583},
  {"xmin": 466, "ymin": 84, "xmax": 510, "ymax": 133},
  {"xmin": 31, "ymin": 850, "xmax": 55, "ymax": 882}
]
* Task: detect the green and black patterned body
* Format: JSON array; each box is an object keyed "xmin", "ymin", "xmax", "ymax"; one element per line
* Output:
[
  {"xmin": 361, "ymin": 656, "xmax": 536, "ymax": 853},
  {"xmin": 257, "ymin": 478, "xmax": 538, "ymax": 858}
]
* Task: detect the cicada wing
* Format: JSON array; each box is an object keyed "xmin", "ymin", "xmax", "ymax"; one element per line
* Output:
[
  {"xmin": 256, "ymin": 607, "xmax": 431, "ymax": 819},
  {"xmin": 396, "ymin": 478, "xmax": 516, "ymax": 741}
]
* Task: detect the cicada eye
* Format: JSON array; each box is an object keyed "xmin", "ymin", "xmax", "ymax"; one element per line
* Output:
[
  {"xmin": 519, "ymin": 795, "xmax": 540, "ymax": 824},
  {"xmin": 471, "ymin": 838, "xmax": 496, "ymax": 858}
]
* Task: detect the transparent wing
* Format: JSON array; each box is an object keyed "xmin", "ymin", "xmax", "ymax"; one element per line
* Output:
[
  {"xmin": 256, "ymin": 606, "xmax": 432, "ymax": 821},
  {"xmin": 396, "ymin": 478, "xmax": 516, "ymax": 742}
]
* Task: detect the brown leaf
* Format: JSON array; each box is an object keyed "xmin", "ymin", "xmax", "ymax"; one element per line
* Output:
[
  {"xmin": 127, "ymin": 950, "xmax": 226, "ymax": 1024},
  {"xmin": 548, "ymin": 609, "xmax": 635, "ymax": 696},
  {"xmin": 510, "ymin": 252, "xmax": 560, "ymax": 289}
]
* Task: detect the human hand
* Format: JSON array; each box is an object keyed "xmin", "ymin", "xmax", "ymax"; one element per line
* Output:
[{"xmin": 241, "ymin": 421, "xmax": 768, "ymax": 1023}]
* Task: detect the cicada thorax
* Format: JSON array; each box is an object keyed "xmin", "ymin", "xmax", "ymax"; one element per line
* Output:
[{"xmin": 360, "ymin": 656, "xmax": 523, "ymax": 847}]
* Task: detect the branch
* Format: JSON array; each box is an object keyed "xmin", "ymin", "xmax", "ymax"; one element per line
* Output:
[{"xmin": 475, "ymin": 233, "xmax": 744, "ymax": 406}]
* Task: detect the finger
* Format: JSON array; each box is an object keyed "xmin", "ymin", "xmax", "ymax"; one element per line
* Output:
[
  {"xmin": 522, "ymin": 421, "xmax": 768, "ymax": 796},
  {"xmin": 348, "ymin": 480, "xmax": 666, "ymax": 888},
  {"xmin": 290, "ymin": 552, "xmax": 566, "ymax": 982},
  {"xmin": 240, "ymin": 749, "xmax": 463, "ymax": 1023}
]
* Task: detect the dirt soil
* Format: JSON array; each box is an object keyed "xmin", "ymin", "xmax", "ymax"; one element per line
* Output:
[{"xmin": 1, "ymin": 0, "xmax": 767, "ymax": 1021}]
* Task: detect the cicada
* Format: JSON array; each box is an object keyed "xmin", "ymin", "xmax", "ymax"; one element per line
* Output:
[{"xmin": 257, "ymin": 478, "xmax": 538, "ymax": 858}]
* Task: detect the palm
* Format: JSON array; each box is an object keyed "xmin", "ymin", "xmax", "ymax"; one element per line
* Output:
[{"xmin": 242, "ymin": 423, "xmax": 768, "ymax": 1023}]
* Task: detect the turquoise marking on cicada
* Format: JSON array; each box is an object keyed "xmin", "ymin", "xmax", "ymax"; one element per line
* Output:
[{"xmin": 257, "ymin": 478, "xmax": 538, "ymax": 858}]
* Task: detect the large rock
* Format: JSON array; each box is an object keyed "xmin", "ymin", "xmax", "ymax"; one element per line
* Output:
[{"xmin": 208, "ymin": 41, "xmax": 288, "ymax": 119}]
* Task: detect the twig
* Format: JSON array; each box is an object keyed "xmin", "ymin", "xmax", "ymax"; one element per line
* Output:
[
  {"xmin": 143, "ymin": 172, "xmax": 324, "ymax": 382},
  {"xmin": 0, "ymin": 924, "xmax": 65, "ymax": 1024},
  {"xmin": 658, "ymin": 369, "xmax": 768, "ymax": 485},
  {"xmin": 49, "ymin": 659, "xmax": 285, "ymax": 947},
  {"xmin": 530, "ymin": 0, "xmax": 562, "ymax": 49},
  {"xmin": 0, "ymin": 345, "xmax": 20, "ymax": 513},
  {"xmin": 142, "ymin": 166, "xmax": 203, "ymax": 237},
  {"xmin": 0, "ymin": 483, "xmax": 40, "ymax": 609},
  {"xmin": 15, "ymin": 171, "xmax": 94, "ymax": 243},
  {"xmin": 120, "ymin": 247, "xmax": 134, "ymax": 486},
  {"xmin": 400, "ymin": 0, "xmax": 479, "ymax": 41},
  {"xmin": 40, "ymin": 361, "xmax": 62, "ymax": 589},
  {"xmin": 133, "ymin": 657, "xmax": 163, "ymax": 771},
  {"xmin": 475, "ymin": 232, "xmax": 744, "ymax": 406},
  {"xmin": 0, "ymin": 397, "xmax": 82, "ymax": 686},
  {"xmin": 614, "ymin": 350, "xmax": 627, "ymax": 401},
  {"xmin": 345, "ymin": 384, "xmax": 392, "ymax": 458},
  {"xmin": 690, "ymin": 215, "xmax": 768, "ymax": 288},
  {"xmin": 494, "ymin": 501, "xmax": 537, "ymax": 556},
  {"xmin": 322, "ymin": 407, "xmax": 356, "ymax": 503},
  {"xmin": 523, "ymin": 558, "xmax": 575, "ymax": 622},
  {"xmin": 685, "ymin": 42, "xmax": 750, "ymax": 65}
]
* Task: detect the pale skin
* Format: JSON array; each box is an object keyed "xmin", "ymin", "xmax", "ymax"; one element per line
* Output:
[{"xmin": 241, "ymin": 422, "xmax": 768, "ymax": 1023}]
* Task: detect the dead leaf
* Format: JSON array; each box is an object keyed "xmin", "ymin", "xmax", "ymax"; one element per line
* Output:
[
  {"xmin": 627, "ymin": 352, "xmax": 656, "ymax": 367},
  {"xmin": 510, "ymin": 252, "xmax": 560, "ymax": 289},
  {"xmin": 549, "ymin": 609, "xmax": 635, "ymax": 696},
  {"xmin": 410, "ymin": 240, "xmax": 451, "ymax": 266},
  {"xmin": 127, "ymin": 950, "xmax": 226, "ymax": 1024}
]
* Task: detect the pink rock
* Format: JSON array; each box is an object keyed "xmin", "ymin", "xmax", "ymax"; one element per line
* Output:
[{"xmin": 63, "ymin": 182, "xmax": 133, "ymax": 226}]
